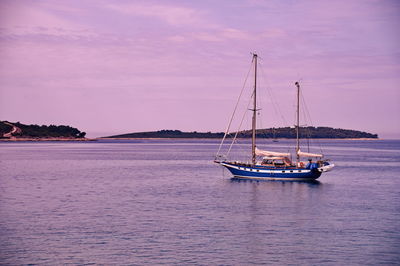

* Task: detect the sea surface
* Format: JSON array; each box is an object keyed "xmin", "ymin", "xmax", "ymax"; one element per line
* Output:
[{"xmin": 0, "ymin": 139, "xmax": 399, "ymax": 265}]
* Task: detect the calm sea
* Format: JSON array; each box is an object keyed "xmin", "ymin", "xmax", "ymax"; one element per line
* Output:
[{"xmin": 0, "ymin": 139, "xmax": 399, "ymax": 265}]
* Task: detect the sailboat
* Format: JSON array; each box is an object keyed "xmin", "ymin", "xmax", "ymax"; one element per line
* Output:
[{"xmin": 214, "ymin": 54, "xmax": 334, "ymax": 181}]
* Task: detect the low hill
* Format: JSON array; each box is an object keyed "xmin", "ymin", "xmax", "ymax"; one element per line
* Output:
[
  {"xmin": 105, "ymin": 127, "xmax": 378, "ymax": 139},
  {"xmin": 106, "ymin": 130, "xmax": 225, "ymax": 139},
  {"xmin": 0, "ymin": 121, "xmax": 86, "ymax": 139}
]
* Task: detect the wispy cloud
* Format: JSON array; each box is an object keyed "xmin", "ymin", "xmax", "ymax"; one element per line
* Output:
[
  {"xmin": 185, "ymin": 28, "xmax": 253, "ymax": 43},
  {"xmin": 105, "ymin": 3, "xmax": 207, "ymax": 27},
  {"xmin": 221, "ymin": 28, "xmax": 252, "ymax": 40},
  {"xmin": 0, "ymin": 1, "xmax": 95, "ymax": 40}
]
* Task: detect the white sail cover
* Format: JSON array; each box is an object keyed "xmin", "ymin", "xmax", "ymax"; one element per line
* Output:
[
  {"xmin": 255, "ymin": 147, "xmax": 290, "ymax": 157},
  {"xmin": 297, "ymin": 150, "xmax": 323, "ymax": 158}
]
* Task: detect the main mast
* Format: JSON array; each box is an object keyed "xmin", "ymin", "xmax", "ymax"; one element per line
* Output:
[
  {"xmin": 295, "ymin": 81, "xmax": 300, "ymax": 163},
  {"xmin": 251, "ymin": 53, "xmax": 258, "ymax": 165}
]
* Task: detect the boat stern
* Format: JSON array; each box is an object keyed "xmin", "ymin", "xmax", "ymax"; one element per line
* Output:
[{"xmin": 318, "ymin": 163, "xmax": 335, "ymax": 172}]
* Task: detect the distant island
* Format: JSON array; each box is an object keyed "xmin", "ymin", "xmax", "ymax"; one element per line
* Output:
[
  {"xmin": 1, "ymin": 121, "xmax": 378, "ymax": 141},
  {"xmin": 105, "ymin": 127, "xmax": 378, "ymax": 139},
  {"xmin": 0, "ymin": 121, "xmax": 87, "ymax": 141}
]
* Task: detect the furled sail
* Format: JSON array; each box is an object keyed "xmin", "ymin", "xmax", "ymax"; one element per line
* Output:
[
  {"xmin": 262, "ymin": 156, "xmax": 285, "ymax": 160},
  {"xmin": 255, "ymin": 147, "xmax": 290, "ymax": 157},
  {"xmin": 297, "ymin": 150, "xmax": 323, "ymax": 158}
]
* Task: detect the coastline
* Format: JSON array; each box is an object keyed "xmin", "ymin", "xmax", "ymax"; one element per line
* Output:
[
  {"xmin": 0, "ymin": 137, "xmax": 96, "ymax": 142},
  {"xmin": 0, "ymin": 137, "xmax": 382, "ymax": 142},
  {"xmin": 98, "ymin": 137, "xmax": 380, "ymax": 141}
]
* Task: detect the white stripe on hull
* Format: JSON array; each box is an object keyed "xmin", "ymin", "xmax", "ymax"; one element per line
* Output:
[
  {"xmin": 220, "ymin": 162, "xmax": 312, "ymax": 174},
  {"xmin": 231, "ymin": 175, "xmax": 317, "ymax": 181}
]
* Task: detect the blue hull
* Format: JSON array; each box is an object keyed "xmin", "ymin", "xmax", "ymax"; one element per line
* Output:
[{"xmin": 218, "ymin": 161, "xmax": 321, "ymax": 181}]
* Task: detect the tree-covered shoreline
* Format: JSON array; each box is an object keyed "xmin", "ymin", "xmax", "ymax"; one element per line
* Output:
[
  {"xmin": 106, "ymin": 127, "xmax": 378, "ymax": 139},
  {"xmin": 1, "ymin": 121, "xmax": 378, "ymax": 140},
  {"xmin": 0, "ymin": 121, "xmax": 86, "ymax": 139}
]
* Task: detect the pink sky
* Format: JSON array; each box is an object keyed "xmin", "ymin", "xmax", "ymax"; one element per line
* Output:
[{"xmin": 0, "ymin": 0, "xmax": 399, "ymax": 138}]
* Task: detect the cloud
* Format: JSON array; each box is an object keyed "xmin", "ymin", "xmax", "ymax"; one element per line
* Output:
[
  {"xmin": 0, "ymin": 1, "xmax": 95, "ymax": 40},
  {"xmin": 192, "ymin": 32, "xmax": 222, "ymax": 42},
  {"xmin": 221, "ymin": 28, "xmax": 252, "ymax": 40},
  {"xmin": 167, "ymin": 35, "xmax": 186, "ymax": 42},
  {"xmin": 105, "ymin": 3, "xmax": 206, "ymax": 27},
  {"xmin": 189, "ymin": 28, "xmax": 253, "ymax": 42},
  {"xmin": 260, "ymin": 28, "xmax": 287, "ymax": 38}
]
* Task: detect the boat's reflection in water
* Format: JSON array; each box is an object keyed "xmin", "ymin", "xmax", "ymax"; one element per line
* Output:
[{"xmin": 226, "ymin": 175, "xmax": 326, "ymax": 264}]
